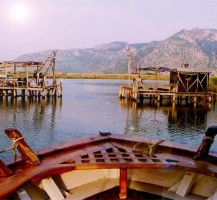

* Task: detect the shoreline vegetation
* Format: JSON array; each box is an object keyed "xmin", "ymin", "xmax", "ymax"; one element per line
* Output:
[
  {"xmin": 1, "ymin": 72, "xmax": 217, "ymax": 92},
  {"xmin": 53, "ymin": 72, "xmax": 170, "ymax": 80},
  {"xmin": 51, "ymin": 72, "xmax": 217, "ymax": 92}
]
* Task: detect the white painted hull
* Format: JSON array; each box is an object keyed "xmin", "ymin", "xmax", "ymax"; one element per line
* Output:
[{"xmin": 17, "ymin": 168, "xmax": 217, "ymax": 200}]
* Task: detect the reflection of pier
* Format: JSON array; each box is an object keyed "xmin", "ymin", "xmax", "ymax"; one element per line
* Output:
[
  {"xmin": 0, "ymin": 97, "xmax": 62, "ymax": 160},
  {"xmin": 168, "ymin": 106, "xmax": 207, "ymax": 127},
  {"xmin": 119, "ymin": 47, "xmax": 216, "ymax": 107},
  {"xmin": 119, "ymin": 99, "xmax": 208, "ymax": 136},
  {"xmin": 0, "ymin": 51, "xmax": 62, "ymax": 99}
]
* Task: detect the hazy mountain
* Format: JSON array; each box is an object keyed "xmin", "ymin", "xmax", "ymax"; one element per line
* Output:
[{"xmin": 15, "ymin": 28, "xmax": 217, "ymax": 73}]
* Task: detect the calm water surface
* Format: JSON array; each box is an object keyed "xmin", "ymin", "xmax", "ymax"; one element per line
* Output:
[{"xmin": 0, "ymin": 79, "xmax": 217, "ymax": 160}]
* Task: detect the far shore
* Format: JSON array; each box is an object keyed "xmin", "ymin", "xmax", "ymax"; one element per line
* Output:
[
  {"xmin": 52, "ymin": 73, "xmax": 170, "ymax": 80},
  {"xmin": 50, "ymin": 73, "xmax": 217, "ymax": 92}
]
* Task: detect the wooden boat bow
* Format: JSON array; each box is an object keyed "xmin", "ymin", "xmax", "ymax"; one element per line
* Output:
[{"xmin": 0, "ymin": 128, "xmax": 217, "ymax": 199}]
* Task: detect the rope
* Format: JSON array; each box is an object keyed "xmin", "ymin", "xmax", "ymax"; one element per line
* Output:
[
  {"xmin": 133, "ymin": 140, "xmax": 164, "ymax": 157},
  {"xmin": 0, "ymin": 137, "xmax": 24, "ymax": 155}
]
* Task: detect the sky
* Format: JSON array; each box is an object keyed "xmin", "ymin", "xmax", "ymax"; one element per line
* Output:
[{"xmin": 0, "ymin": 0, "xmax": 216, "ymax": 60}]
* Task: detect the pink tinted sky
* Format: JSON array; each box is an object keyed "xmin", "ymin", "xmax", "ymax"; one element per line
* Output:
[{"xmin": 0, "ymin": 0, "xmax": 216, "ymax": 60}]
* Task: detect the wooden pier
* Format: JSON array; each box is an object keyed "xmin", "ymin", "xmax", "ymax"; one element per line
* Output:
[
  {"xmin": 0, "ymin": 51, "xmax": 62, "ymax": 99},
  {"xmin": 119, "ymin": 85, "xmax": 216, "ymax": 107},
  {"xmin": 120, "ymin": 47, "xmax": 217, "ymax": 107}
]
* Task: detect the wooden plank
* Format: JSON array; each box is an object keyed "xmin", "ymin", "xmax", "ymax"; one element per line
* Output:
[
  {"xmin": 176, "ymin": 172, "xmax": 198, "ymax": 197},
  {"xmin": 191, "ymin": 175, "xmax": 217, "ymax": 197},
  {"xmin": 55, "ymin": 169, "xmax": 119, "ymax": 190},
  {"xmin": 41, "ymin": 177, "xmax": 64, "ymax": 200},
  {"xmin": 66, "ymin": 178, "xmax": 118, "ymax": 200},
  {"xmin": 24, "ymin": 183, "xmax": 46, "ymax": 200},
  {"xmin": 129, "ymin": 180, "xmax": 205, "ymax": 200}
]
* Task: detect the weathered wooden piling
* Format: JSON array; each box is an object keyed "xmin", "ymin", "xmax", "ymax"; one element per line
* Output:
[
  {"xmin": 122, "ymin": 46, "xmax": 217, "ymax": 107},
  {"xmin": 0, "ymin": 51, "xmax": 62, "ymax": 100}
]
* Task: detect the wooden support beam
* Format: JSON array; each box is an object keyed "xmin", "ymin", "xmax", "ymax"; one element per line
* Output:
[
  {"xmin": 52, "ymin": 88, "xmax": 56, "ymax": 96},
  {"xmin": 4, "ymin": 128, "xmax": 40, "ymax": 165},
  {"xmin": 13, "ymin": 88, "xmax": 16, "ymax": 97},
  {"xmin": 41, "ymin": 177, "xmax": 64, "ymax": 200},
  {"xmin": 176, "ymin": 172, "xmax": 197, "ymax": 197},
  {"xmin": 0, "ymin": 159, "xmax": 12, "ymax": 177},
  {"xmin": 119, "ymin": 168, "xmax": 127, "ymax": 200},
  {"xmin": 24, "ymin": 183, "xmax": 46, "ymax": 200}
]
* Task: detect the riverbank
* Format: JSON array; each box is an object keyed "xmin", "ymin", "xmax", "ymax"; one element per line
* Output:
[
  {"xmin": 51, "ymin": 73, "xmax": 217, "ymax": 92},
  {"xmin": 53, "ymin": 72, "xmax": 170, "ymax": 80}
]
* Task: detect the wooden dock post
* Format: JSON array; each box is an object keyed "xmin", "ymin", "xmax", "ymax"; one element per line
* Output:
[
  {"xmin": 41, "ymin": 88, "xmax": 46, "ymax": 99},
  {"xmin": 193, "ymin": 96, "xmax": 197, "ymax": 108},
  {"xmin": 132, "ymin": 90, "xmax": 137, "ymax": 101},
  {"xmin": 157, "ymin": 95, "xmax": 160, "ymax": 102},
  {"xmin": 58, "ymin": 80, "xmax": 63, "ymax": 97},
  {"xmin": 12, "ymin": 87, "xmax": 17, "ymax": 97},
  {"xmin": 21, "ymin": 89, "xmax": 25, "ymax": 97},
  {"xmin": 119, "ymin": 86, "xmax": 125, "ymax": 99},
  {"xmin": 47, "ymin": 89, "xmax": 50, "ymax": 98}
]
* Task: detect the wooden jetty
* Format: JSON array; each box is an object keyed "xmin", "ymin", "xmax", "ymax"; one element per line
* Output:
[
  {"xmin": 119, "ymin": 47, "xmax": 216, "ymax": 107},
  {"xmin": 0, "ymin": 51, "xmax": 62, "ymax": 99}
]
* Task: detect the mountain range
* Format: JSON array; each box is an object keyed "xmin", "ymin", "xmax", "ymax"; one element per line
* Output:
[{"xmin": 15, "ymin": 28, "xmax": 217, "ymax": 73}]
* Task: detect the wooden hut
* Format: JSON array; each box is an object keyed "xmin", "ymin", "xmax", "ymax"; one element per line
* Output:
[
  {"xmin": 120, "ymin": 47, "xmax": 215, "ymax": 106},
  {"xmin": 170, "ymin": 68, "xmax": 211, "ymax": 93}
]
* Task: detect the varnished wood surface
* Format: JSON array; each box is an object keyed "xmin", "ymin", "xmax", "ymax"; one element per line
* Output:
[
  {"xmin": 4, "ymin": 128, "xmax": 40, "ymax": 165},
  {"xmin": 1, "ymin": 134, "xmax": 217, "ymax": 199}
]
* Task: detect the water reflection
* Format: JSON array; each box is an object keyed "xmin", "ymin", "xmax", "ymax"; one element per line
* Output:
[
  {"xmin": 0, "ymin": 79, "xmax": 217, "ymax": 161},
  {"xmin": 0, "ymin": 97, "xmax": 62, "ymax": 160},
  {"xmin": 168, "ymin": 106, "xmax": 207, "ymax": 126},
  {"xmin": 119, "ymin": 98, "xmax": 212, "ymax": 149}
]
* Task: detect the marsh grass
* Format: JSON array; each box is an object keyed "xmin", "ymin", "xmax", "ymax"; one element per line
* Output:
[
  {"xmin": 53, "ymin": 73, "xmax": 170, "ymax": 80},
  {"xmin": 50, "ymin": 73, "xmax": 217, "ymax": 92},
  {"xmin": 209, "ymin": 77, "xmax": 217, "ymax": 92}
]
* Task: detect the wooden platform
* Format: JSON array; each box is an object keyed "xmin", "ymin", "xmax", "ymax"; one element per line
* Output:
[
  {"xmin": 0, "ymin": 84, "xmax": 62, "ymax": 99},
  {"xmin": 119, "ymin": 85, "xmax": 216, "ymax": 107},
  {"xmin": 0, "ymin": 51, "xmax": 62, "ymax": 100}
]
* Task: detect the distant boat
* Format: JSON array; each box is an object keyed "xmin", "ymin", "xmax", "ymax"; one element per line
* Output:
[{"xmin": 1, "ymin": 127, "xmax": 217, "ymax": 200}]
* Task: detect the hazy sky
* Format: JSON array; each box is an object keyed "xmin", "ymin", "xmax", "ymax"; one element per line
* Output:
[{"xmin": 0, "ymin": 0, "xmax": 216, "ymax": 60}]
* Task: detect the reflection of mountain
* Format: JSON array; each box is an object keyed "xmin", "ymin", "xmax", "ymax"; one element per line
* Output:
[{"xmin": 167, "ymin": 107, "xmax": 208, "ymax": 126}]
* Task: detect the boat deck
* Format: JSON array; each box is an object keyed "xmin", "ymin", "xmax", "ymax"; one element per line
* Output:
[
  {"xmin": 1, "ymin": 131, "xmax": 217, "ymax": 199},
  {"xmin": 85, "ymin": 186, "xmax": 172, "ymax": 200}
]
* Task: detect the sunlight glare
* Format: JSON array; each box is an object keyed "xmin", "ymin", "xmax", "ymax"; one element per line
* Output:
[{"xmin": 10, "ymin": 2, "xmax": 30, "ymax": 23}]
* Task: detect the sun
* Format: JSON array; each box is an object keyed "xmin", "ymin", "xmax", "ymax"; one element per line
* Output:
[{"xmin": 10, "ymin": 1, "xmax": 30, "ymax": 23}]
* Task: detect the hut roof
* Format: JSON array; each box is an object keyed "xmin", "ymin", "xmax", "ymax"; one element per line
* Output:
[
  {"xmin": 0, "ymin": 61, "xmax": 44, "ymax": 68},
  {"xmin": 138, "ymin": 67, "xmax": 212, "ymax": 73}
]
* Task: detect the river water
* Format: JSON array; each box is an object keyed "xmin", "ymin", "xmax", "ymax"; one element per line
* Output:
[{"xmin": 0, "ymin": 79, "xmax": 217, "ymax": 160}]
